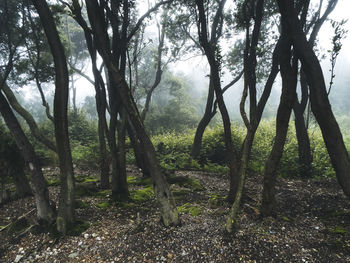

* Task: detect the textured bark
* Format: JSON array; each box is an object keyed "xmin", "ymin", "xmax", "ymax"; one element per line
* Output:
[
  {"xmin": 86, "ymin": 0, "xmax": 179, "ymax": 226},
  {"xmin": 69, "ymin": 0, "xmax": 110, "ymax": 188},
  {"xmin": 293, "ymin": 72, "xmax": 312, "ymax": 178},
  {"xmin": 11, "ymin": 164, "xmax": 32, "ymax": 198},
  {"xmin": 32, "ymin": 0, "xmax": 75, "ymax": 234},
  {"xmin": 277, "ymin": 0, "xmax": 350, "ymax": 198},
  {"xmin": 195, "ymin": 0, "xmax": 239, "ymax": 200},
  {"xmin": 2, "ymin": 83, "xmax": 56, "ymax": 152},
  {"xmin": 261, "ymin": 17, "xmax": 297, "ymax": 216},
  {"xmin": 191, "ymin": 78, "xmax": 216, "ymax": 159},
  {"xmin": 0, "ymin": 90, "xmax": 55, "ymax": 223}
]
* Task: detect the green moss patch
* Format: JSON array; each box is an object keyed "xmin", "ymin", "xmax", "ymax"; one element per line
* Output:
[
  {"xmin": 75, "ymin": 175, "xmax": 99, "ymax": 184},
  {"xmin": 47, "ymin": 178, "xmax": 60, "ymax": 186},
  {"xmin": 93, "ymin": 190, "xmax": 111, "ymax": 198},
  {"xmin": 209, "ymin": 193, "xmax": 226, "ymax": 207},
  {"xmin": 167, "ymin": 176, "xmax": 204, "ymax": 191},
  {"xmin": 96, "ymin": 201, "xmax": 111, "ymax": 209},
  {"xmin": 130, "ymin": 186, "xmax": 154, "ymax": 202},
  {"xmin": 177, "ymin": 203, "xmax": 203, "ymax": 216},
  {"xmin": 75, "ymin": 182, "xmax": 98, "ymax": 197},
  {"xmin": 127, "ymin": 176, "xmax": 152, "ymax": 187},
  {"xmin": 67, "ymin": 220, "xmax": 90, "ymax": 236},
  {"xmin": 75, "ymin": 200, "xmax": 89, "ymax": 209}
]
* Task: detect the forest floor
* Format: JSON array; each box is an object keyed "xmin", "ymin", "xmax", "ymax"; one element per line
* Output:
[{"xmin": 0, "ymin": 165, "xmax": 350, "ymax": 263}]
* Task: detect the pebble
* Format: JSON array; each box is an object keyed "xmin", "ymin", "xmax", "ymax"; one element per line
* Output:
[
  {"xmin": 68, "ymin": 252, "xmax": 79, "ymax": 258},
  {"xmin": 84, "ymin": 233, "xmax": 89, "ymax": 239},
  {"xmin": 14, "ymin": 255, "xmax": 23, "ymax": 263}
]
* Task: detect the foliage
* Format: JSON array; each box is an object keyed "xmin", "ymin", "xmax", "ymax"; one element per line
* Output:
[
  {"xmin": 177, "ymin": 203, "xmax": 202, "ymax": 216},
  {"xmin": 0, "ymin": 121, "xmax": 24, "ymax": 185}
]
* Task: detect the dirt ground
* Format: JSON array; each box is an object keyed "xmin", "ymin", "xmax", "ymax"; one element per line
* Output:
[{"xmin": 1, "ymin": 166, "xmax": 349, "ymax": 262}]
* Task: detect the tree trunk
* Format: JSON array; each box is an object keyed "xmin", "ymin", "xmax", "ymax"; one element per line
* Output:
[
  {"xmin": 111, "ymin": 109, "xmax": 129, "ymax": 200},
  {"xmin": 0, "ymin": 90, "xmax": 55, "ymax": 224},
  {"xmin": 226, "ymin": 129, "xmax": 255, "ymax": 232},
  {"xmin": 293, "ymin": 93, "xmax": 313, "ymax": 178},
  {"xmin": 261, "ymin": 24, "xmax": 297, "ymax": 217},
  {"xmin": 277, "ymin": 0, "xmax": 350, "ymax": 198},
  {"xmin": 32, "ymin": 0, "xmax": 75, "ymax": 234},
  {"xmin": 86, "ymin": 0, "xmax": 179, "ymax": 226},
  {"xmin": 191, "ymin": 78, "xmax": 216, "ymax": 159},
  {"xmin": 11, "ymin": 165, "xmax": 32, "ymax": 198}
]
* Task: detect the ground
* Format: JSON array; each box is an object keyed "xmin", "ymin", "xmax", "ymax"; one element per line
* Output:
[{"xmin": 0, "ymin": 166, "xmax": 350, "ymax": 262}]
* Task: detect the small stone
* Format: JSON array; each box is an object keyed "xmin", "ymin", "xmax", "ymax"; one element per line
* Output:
[
  {"xmin": 84, "ymin": 233, "xmax": 89, "ymax": 239},
  {"xmin": 315, "ymin": 226, "xmax": 319, "ymax": 230},
  {"xmin": 78, "ymin": 241, "xmax": 83, "ymax": 246},
  {"xmin": 14, "ymin": 255, "xmax": 23, "ymax": 263},
  {"xmin": 181, "ymin": 250, "xmax": 188, "ymax": 256},
  {"xmin": 92, "ymin": 233, "xmax": 98, "ymax": 238},
  {"xmin": 96, "ymin": 237, "xmax": 101, "ymax": 241},
  {"xmin": 68, "ymin": 252, "xmax": 79, "ymax": 258}
]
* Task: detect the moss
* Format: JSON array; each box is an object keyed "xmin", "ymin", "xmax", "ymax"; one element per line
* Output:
[
  {"xmin": 75, "ymin": 200, "xmax": 89, "ymax": 209},
  {"xmin": 177, "ymin": 203, "xmax": 202, "ymax": 216},
  {"xmin": 127, "ymin": 176, "xmax": 152, "ymax": 187},
  {"xmin": 130, "ymin": 187, "xmax": 154, "ymax": 202},
  {"xmin": 93, "ymin": 190, "xmax": 111, "ymax": 198},
  {"xmin": 329, "ymin": 226, "xmax": 350, "ymax": 235},
  {"xmin": 67, "ymin": 220, "xmax": 90, "ymax": 236},
  {"xmin": 47, "ymin": 178, "xmax": 60, "ymax": 186},
  {"xmin": 96, "ymin": 202, "xmax": 111, "ymax": 209},
  {"xmin": 117, "ymin": 202, "xmax": 136, "ymax": 208},
  {"xmin": 209, "ymin": 193, "xmax": 226, "ymax": 207},
  {"xmin": 167, "ymin": 175, "xmax": 204, "ymax": 191},
  {"xmin": 281, "ymin": 216, "xmax": 292, "ymax": 222},
  {"xmin": 75, "ymin": 175, "xmax": 98, "ymax": 184}
]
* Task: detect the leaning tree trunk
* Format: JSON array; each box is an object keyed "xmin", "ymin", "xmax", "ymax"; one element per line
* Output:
[
  {"xmin": 85, "ymin": 0, "xmax": 179, "ymax": 226},
  {"xmin": 191, "ymin": 78, "xmax": 216, "ymax": 159},
  {"xmin": 0, "ymin": 90, "xmax": 55, "ymax": 224},
  {"xmin": 278, "ymin": 0, "xmax": 350, "ymax": 197},
  {"xmin": 11, "ymin": 164, "xmax": 33, "ymax": 198},
  {"xmin": 32, "ymin": 0, "xmax": 75, "ymax": 234},
  {"xmin": 260, "ymin": 26, "xmax": 297, "ymax": 217}
]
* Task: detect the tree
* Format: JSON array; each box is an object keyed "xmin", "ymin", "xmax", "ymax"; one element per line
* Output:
[
  {"xmin": 276, "ymin": 0, "xmax": 350, "ymax": 198},
  {"xmin": 226, "ymin": 0, "xmax": 282, "ymax": 231},
  {"xmin": 32, "ymin": 0, "xmax": 75, "ymax": 234},
  {"xmin": 0, "ymin": 0, "xmax": 56, "ymax": 224},
  {"xmin": 83, "ymin": 0, "xmax": 179, "ymax": 226},
  {"xmin": 195, "ymin": 0, "xmax": 240, "ymax": 202}
]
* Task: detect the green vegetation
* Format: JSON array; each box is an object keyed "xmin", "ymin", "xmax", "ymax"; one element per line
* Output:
[
  {"xmin": 177, "ymin": 203, "xmax": 203, "ymax": 216},
  {"xmin": 130, "ymin": 187, "xmax": 154, "ymax": 202},
  {"xmin": 96, "ymin": 201, "xmax": 111, "ymax": 210},
  {"xmin": 67, "ymin": 220, "xmax": 90, "ymax": 236}
]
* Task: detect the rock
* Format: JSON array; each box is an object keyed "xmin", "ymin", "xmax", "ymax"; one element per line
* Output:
[
  {"xmin": 84, "ymin": 233, "xmax": 89, "ymax": 239},
  {"xmin": 68, "ymin": 252, "xmax": 79, "ymax": 258},
  {"xmin": 92, "ymin": 233, "xmax": 97, "ymax": 238},
  {"xmin": 14, "ymin": 255, "xmax": 23, "ymax": 262}
]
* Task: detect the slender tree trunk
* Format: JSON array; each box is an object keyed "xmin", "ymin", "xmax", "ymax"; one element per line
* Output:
[
  {"xmin": 0, "ymin": 91, "xmax": 55, "ymax": 223},
  {"xmin": 226, "ymin": 129, "xmax": 255, "ymax": 232},
  {"xmin": 261, "ymin": 27, "xmax": 297, "ymax": 217},
  {"xmin": 11, "ymin": 165, "xmax": 32, "ymax": 198},
  {"xmin": 293, "ymin": 96, "xmax": 313, "ymax": 178},
  {"xmin": 86, "ymin": 0, "xmax": 179, "ymax": 226},
  {"xmin": 277, "ymin": 0, "xmax": 350, "ymax": 198},
  {"xmin": 191, "ymin": 78, "xmax": 216, "ymax": 159},
  {"xmin": 32, "ymin": 0, "xmax": 75, "ymax": 234}
]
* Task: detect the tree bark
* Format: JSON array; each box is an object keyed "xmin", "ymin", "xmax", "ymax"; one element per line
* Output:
[
  {"xmin": 195, "ymin": 0, "xmax": 239, "ymax": 200},
  {"xmin": 191, "ymin": 78, "xmax": 216, "ymax": 159},
  {"xmin": 277, "ymin": 0, "xmax": 350, "ymax": 198},
  {"xmin": 11, "ymin": 164, "xmax": 32, "ymax": 198},
  {"xmin": 86, "ymin": 0, "xmax": 179, "ymax": 226},
  {"xmin": 261, "ymin": 18, "xmax": 297, "ymax": 216},
  {"xmin": 0, "ymin": 90, "xmax": 55, "ymax": 223},
  {"xmin": 32, "ymin": 0, "xmax": 75, "ymax": 234}
]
